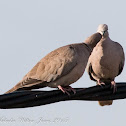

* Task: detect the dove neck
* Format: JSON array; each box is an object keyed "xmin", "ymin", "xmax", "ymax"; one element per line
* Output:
[
  {"xmin": 83, "ymin": 43, "xmax": 92, "ymax": 52},
  {"xmin": 102, "ymin": 31, "xmax": 109, "ymax": 38},
  {"xmin": 84, "ymin": 41, "xmax": 98, "ymax": 50}
]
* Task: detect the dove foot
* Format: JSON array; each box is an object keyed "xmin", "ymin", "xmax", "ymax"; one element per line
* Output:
[
  {"xmin": 111, "ymin": 81, "xmax": 117, "ymax": 93},
  {"xmin": 97, "ymin": 80, "xmax": 105, "ymax": 87},
  {"xmin": 58, "ymin": 85, "xmax": 76, "ymax": 96}
]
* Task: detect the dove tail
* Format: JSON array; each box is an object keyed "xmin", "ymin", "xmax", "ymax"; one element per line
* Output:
[
  {"xmin": 5, "ymin": 81, "xmax": 46, "ymax": 94},
  {"xmin": 98, "ymin": 100, "xmax": 113, "ymax": 106},
  {"xmin": 5, "ymin": 85, "xmax": 20, "ymax": 94}
]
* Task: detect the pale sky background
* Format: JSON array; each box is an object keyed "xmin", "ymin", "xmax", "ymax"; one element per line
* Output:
[{"xmin": 0, "ymin": 0, "xmax": 126, "ymax": 126}]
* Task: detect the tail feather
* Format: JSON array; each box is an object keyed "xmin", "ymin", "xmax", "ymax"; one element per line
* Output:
[
  {"xmin": 5, "ymin": 86, "xmax": 19, "ymax": 94},
  {"xmin": 5, "ymin": 81, "xmax": 46, "ymax": 94},
  {"xmin": 5, "ymin": 82, "xmax": 27, "ymax": 94},
  {"xmin": 98, "ymin": 100, "xmax": 113, "ymax": 106}
]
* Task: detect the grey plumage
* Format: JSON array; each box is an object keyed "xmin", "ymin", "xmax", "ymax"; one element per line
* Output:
[
  {"xmin": 6, "ymin": 32, "xmax": 102, "ymax": 94},
  {"xmin": 87, "ymin": 24, "xmax": 125, "ymax": 106}
]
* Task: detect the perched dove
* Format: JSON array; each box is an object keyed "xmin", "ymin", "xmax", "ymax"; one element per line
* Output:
[
  {"xmin": 87, "ymin": 24, "xmax": 125, "ymax": 106},
  {"xmin": 5, "ymin": 32, "xmax": 102, "ymax": 95}
]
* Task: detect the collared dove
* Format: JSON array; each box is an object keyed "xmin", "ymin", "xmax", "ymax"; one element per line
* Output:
[
  {"xmin": 87, "ymin": 24, "xmax": 125, "ymax": 106},
  {"xmin": 5, "ymin": 32, "xmax": 102, "ymax": 95}
]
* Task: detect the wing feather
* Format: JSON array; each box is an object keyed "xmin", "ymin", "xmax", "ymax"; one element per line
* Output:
[{"xmin": 14, "ymin": 45, "xmax": 78, "ymax": 90}]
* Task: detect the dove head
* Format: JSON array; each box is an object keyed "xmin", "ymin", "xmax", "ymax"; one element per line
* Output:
[
  {"xmin": 97, "ymin": 24, "xmax": 109, "ymax": 37},
  {"xmin": 84, "ymin": 32, "xmax": 102, "ymax": 50}
]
